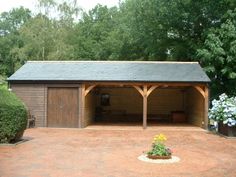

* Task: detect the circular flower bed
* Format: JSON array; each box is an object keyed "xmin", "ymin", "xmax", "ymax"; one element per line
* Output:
[
  {"xmin": 138, "ymin": 154, "xmax": 180, "ymax": 164},
  {"xmin": 146, "ymin": 134, "xmax": 172, "ymax": 159}
]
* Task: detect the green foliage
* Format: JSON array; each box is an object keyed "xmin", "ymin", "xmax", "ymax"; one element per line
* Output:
[
  {"xmin": 73, "ymin": 5, "xmax": 124, "ymax": 60},
  {"xmin": 147, "ymin": 134, "xmax": 171, "ymax": 156},
  {"xmin": 0, "ymin": 0, "xmax": 236, "ymax": 97},
  {"xmin": 0, "ymin": 87, "xmax": 27, "ymax": 143},
  {"xmin": 0, "ymin": 7, "xmax": 31, "ymax": 76},
  {"xmin": 0, "ymin": 7, "xmax": 31, "ymax": 35},
  {"xmin": 120, "ymin": 0, "xmax": 236, "ymax": 61},
  {"xmin": 147, "ymin": 143, "xmax": 171, "ymax": 156},
  {"xmin": 197, "ymin": 9, "xmax": 236, "ymax": 96}
]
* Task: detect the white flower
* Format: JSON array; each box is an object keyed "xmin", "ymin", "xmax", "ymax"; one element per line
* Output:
[
  {"xmin": 219, "ymin": 93, "xmax": 228, "ymax": 101},
  {"xmin": 231, "ymin": 120, "xmax": 236, "ymax": 126},
  {"xmin": 209, "ymin": 93, "xmax": 236, "ymax": 127}
]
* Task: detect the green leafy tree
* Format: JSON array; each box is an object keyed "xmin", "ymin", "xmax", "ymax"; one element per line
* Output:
[
  {"xmin": 73, "ymin": 4, "xmax": 123, "ymax": 60},
  {"xmin": 121, "ymin": 0, "xmax": 236, "ymax": 61},
  {"xmin": 0, "ymin": 7, "xmax": 31, "ymax": 77},
  {"xmin": 197, "ymin": 10, "xmax": 236, "ymax": 96},
  {"xmin": 1, "ymin": 0, "xmax": 236, "ymax": 98},
  {"xmin": 18, "ymin": 0, "xmax": 80, "ymax": 61},
  {"xmin": 18, "ymin": 15, "xmax": 55, "ymax": 61}
]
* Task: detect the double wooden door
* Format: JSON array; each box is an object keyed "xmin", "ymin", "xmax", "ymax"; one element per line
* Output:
[{"xmin": 47, "ymin": 88, "xmax": 79, "ymax": 128}]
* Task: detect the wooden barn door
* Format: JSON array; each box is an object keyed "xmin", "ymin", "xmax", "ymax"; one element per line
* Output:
[{"xmin": 47, "ymin": 88, "xmax": 78, "ymax": 128}]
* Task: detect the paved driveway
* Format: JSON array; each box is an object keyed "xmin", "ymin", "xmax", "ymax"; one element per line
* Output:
[{"xmin": 0, "ymin": 126, "xmax": 236, "ymax": 177}]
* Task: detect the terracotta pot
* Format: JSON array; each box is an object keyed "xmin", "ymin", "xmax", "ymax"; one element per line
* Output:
[
  {"xmin": 147, "ymin": 154, "xmax": 172, "ymax": 159},
  {"xmin": 218, "ymin": 122, "xmax": 236, "ymax": 137}
]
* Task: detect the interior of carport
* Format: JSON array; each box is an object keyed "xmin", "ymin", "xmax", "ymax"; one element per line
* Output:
[{"xmin": 82, "ymin": 83, "xmax": 208, "ymax": 128}]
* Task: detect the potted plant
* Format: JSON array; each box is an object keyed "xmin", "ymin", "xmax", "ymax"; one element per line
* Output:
[
  {"xmin": 209, "ymin": 93, "xmax": 236, "ymax": 137},
  {"xmin": 147, "ymin": 134, "xmax": 172, "ymax": 159}
]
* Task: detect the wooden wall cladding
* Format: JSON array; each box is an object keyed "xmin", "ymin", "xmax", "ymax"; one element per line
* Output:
[
  {"xmin": 186, "ymin": 87, "xmax": 204, "ymax": 127},
  {"xmin": 11, "ymin": 84, "xmax": 46, "ymax": 127}
]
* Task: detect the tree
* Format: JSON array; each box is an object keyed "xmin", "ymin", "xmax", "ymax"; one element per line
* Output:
[
  {"xmin": 17, "ymin": 0, "xmax": 80, "ymax": 61},
  {"xmin": 73, "ymin": 4, "xmax": 123, "ymax": 60},
  {"xmin": 197, "ymin": 9, "xmax": 236, "ymax": 96},
  {"xmin": 0, "ymin": 7, "xmax": 31, "ymax": 77},
  {"xmin": 120, "ymin": 0, "xmax": 236, "ymax": 61},
  {"xmin": 0, "ymin": 7, "xmax": 31, "ymax": 35},
  {"xmin": 1, "ymin": 0, "xmax": 236, "ymax": 98},
  {"xmin": 18, "ymin": 14, "xmax": 55, "ymax": 61}
]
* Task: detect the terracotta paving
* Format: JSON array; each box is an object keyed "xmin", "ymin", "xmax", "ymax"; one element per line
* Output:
[{"xmin": 0, "ymin": 125, "xmax": 236, "ymax": 177}]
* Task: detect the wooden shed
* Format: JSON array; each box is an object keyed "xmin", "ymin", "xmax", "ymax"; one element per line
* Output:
[{"xmin": 8, "ymin": 61, "xmax": 211, "ymax": 129}]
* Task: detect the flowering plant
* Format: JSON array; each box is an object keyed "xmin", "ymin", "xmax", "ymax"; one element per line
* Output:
[
  {"xmin": 147, "ymin": 134, "xmax": 172, "ymax": 156},
  {"xmin": 209, "ymin": 93, "xmax": 236, "ymax": 127}
]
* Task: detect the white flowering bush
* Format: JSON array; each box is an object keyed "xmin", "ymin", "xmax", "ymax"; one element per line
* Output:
[{"xmin": 209, "ymin": 93, "xmax": 236, "ymax": 127}]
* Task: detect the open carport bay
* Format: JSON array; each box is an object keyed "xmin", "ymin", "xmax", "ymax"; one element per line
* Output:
[{"xmin": 84, "ymin": 85, "xmax": 205, "ymax": 127}]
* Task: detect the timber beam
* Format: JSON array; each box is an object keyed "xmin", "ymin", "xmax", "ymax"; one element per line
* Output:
[
  {"xmin": 194, "ymin": 86, "xmax": 206, "ymax": 98},
  {"xmin": 84, "ymin": 84, "xmax": 97, "ymax": 96}
]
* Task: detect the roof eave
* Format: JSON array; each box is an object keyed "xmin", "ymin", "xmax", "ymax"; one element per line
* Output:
[{"xmin": 8, "ymin": 79, "xmax": 211, "ymax": 84}]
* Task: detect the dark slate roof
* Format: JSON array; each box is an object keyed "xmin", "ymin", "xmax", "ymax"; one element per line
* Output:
[{"xmin": 8, "ymin": 61, "xmax": 210, "ymax": 83}]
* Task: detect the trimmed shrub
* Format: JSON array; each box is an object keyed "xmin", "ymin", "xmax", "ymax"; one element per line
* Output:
[{"xmin": 0, "ymin": 87, "xmax": 27, "ymax": 143}]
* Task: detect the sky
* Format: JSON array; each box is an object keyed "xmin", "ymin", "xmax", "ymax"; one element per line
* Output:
[{"xmin": 0, "ymin": 0, "xmax": 120, "ymax": 14}]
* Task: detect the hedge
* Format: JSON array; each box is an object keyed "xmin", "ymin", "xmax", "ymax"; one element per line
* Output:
[{"xmin": 0, "ymin": 86, "xmax": 27, "ymax": 143}]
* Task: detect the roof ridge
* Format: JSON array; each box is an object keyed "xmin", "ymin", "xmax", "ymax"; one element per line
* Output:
[{"xmin": 27, "ymin": 60, "xmax": 198, "ymax": 64}]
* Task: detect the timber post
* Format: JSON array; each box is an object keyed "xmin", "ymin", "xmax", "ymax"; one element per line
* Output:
[
  {"xmin": 204, "ymin": 86, "xmax": 209, "ymax": 129},
  {"xmin": 133, "ymin": 85, "xmax": 158, "ymax": 129},
  {"xmin": 194, "ymin": 85, "xmax": 209, "ymax": 129}
]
